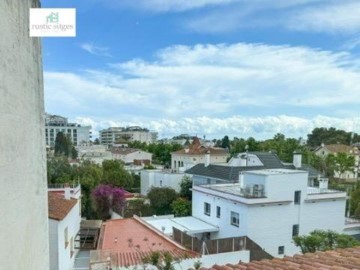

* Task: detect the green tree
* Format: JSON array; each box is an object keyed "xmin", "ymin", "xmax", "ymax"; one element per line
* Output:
[
  {"xmin": 221, "ymin": 135, "xmax": 230, "ymax": 149},
  {"xmin": 102, "ymin": 159, "xmax": 133, "ymax": 188},
  {"xmin": 147, "ymin": 187, "xmax": 178, "ymax": 215},
  {"xmin": 333, "ymin": 153, "xmax": 355, "ymax": 180},
  {"xmin": 54, "ymin": 132, "xmax": 73, "ymax": 157},
  {"xmin": 179, "ymin": 175, "xmax": 192, "ymax": 201},
  {"xmin": 47, "ymin": 156, "xmax": 73, "ymax": 184},
  {"xmin": 350, "ymin": 185, "xmax": 360, "ymax": 217},
  {"xmin": 171, "ymin": 198, "xmax": 191, "ymax": 217},
  {"xmin": 307, "ymin": 127, "xmax": 355, "ymax": 147},
  {"xmin": 293, "ymin": 230, "xmax": 359, "ymax": 254}
]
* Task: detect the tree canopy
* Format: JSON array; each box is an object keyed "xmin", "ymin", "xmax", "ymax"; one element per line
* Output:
[
  {"xmin": 147, "ymin": 187, "xmax": 178, "ymax": 215},
  {"xmin": 54, "ymin": 132, "xmax": 77, "ymax": 158},
  {"xmin": 293, "ymin": 230, "xmax": 359, "ymax": 254},
  {"xmin": 307, "ymin": 127, "xmax": 359, "ymax": 147}
]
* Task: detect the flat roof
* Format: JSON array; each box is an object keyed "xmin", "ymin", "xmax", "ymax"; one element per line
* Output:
[
  {"xmin": 244, "ymin": 168, "xmax": 307, "ymax": 175},
  {"xmin": 143, "ymin": 216, "xmax": 219, "ymax": 235}
]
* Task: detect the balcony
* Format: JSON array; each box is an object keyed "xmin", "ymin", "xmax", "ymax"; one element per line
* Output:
[{"xmin": 305, "ymin": 187, "xmax": 347, "ymax": 201}]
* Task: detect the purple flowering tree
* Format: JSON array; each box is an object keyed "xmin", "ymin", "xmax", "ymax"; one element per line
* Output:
[{"xmin": 92, "ymin": 184, "xmax": 126, "ymax": 220}]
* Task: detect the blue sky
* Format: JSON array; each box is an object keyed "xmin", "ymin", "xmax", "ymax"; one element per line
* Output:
[{"xmin": 42, "ymin": 0, "xmax": 360, "ymax": 139}]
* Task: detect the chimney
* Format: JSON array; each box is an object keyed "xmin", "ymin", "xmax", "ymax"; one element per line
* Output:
[
  {"xmin": 319, "ymin": 177, "xmax": 328, "ymax": 191},
  {"xmin": 240, "ymin": 153, "xmax": 247, "ymax": 167},
  {"xmin": 64, "ymin": 185, "xmax": 71, "ymax": 200},
  {"xmin": 205, "ymin": 151, "xmax": 210, "ymax": 167},
  {"xmin": 239, "ymin": 172, "xmax": 244, "ymax": 189},
  {"xmin": 293, "ymin": 151, "xmax": 302, "ymax": 169}
]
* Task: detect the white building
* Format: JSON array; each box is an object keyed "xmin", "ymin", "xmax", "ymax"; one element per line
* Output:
[
  {"xmin": 171, "ymin": 137, "xmax": 228, "ymax": 170},
  {"xmin": 141, "ymin": 170, "xmax": 185, "ymax": 195},
  {"xmin": 48, "ymin": 185, "xmax": 82, "ymax": 270},
  {"xmin": 77, "ymin": 145, "xmax": 112, "ymax": 164},
  {"xmin": 110, "ymin": 147, "xmax": 152, "ymax": 165},
  {"xmin": 0, "ymin": 1, "xmax": 49, "ymax": 269},
  {"xmin": 45, "ymin": 113, "xmax": 91, "ymax": 147},
  {"xmin": 314, "ymin": 143, "xmax": 359, "ymax": 180},
  {"xmin": 191, "ymin": 169, "xmax": 347, "ymax": 258},
  {"xmin": 99, "ymin": 126, "xmax": 158, "ymax": 145}
]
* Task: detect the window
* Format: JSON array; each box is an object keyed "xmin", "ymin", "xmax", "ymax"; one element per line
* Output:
[
  {"xmin": 204, "ymin": 202, "xmax": 211, "ymax": 216},
  {"xmin": 278, "ymin": 246, "xmax": 284, "ymax": 255},
  {"xmin": 216, "ymin": 206, "xmax": 221, "ymax": 218},
  {"xmin": 70, "ymin": 236, "xmax": 74, "ymax": 257},
  {"xmin": 292, "ymin": 224, "xmax": 299, "ymax": 237},
  {"xmin": 64, "ymin": 227, "xmax": 69, "ymax": 248},
  {"xmin": 294, "ymin": 191, "xmax": 301, "ymax": 204},
  {"xmin": 230, "ymin": 211, "xmax": 239, "ymax": 227}
]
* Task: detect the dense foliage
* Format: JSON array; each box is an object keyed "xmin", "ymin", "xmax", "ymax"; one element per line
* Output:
[
  {"xmin": 54, "ymin": 132, "xmax": 77, "ymax": 159},
  {"xmin": 171, "ymin": 198, "xmax": 191, "ymax": 217},
  {"xmin": 307, "ymin": 127, "xmax": 360, "ymax": 147},
  {"xmin": 92, "ymin": 184, "xmax": 126, "ymax": 220},
  {"xmin": 47, "ymin": 158, "xmax": 136, "ymax": 219},
  {"xmin": 147, "ymin": 187, "xmax": 179, "ymax": 215},
  {"xmin": 293, "ymin": 230, "xmax": 359, "ymax": 253},
  {"xmin": 127, "ymin": 141, "xmax": 183, "ymax": 166},
  {"xmin": 179, "ymin": 176, "xmax": 192, "ymax": 201}
]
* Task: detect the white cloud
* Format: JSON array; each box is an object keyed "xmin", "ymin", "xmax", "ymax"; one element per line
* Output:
[
  {"xmin": 79, "ymin": 43, "xmax": 112, "ymax": 57},
  {"xmin": 72, "ymin": 115, "xmax": 360, "ymax": 140},
  {"xmin": 288, "ymin": 1, "xmax": 360, "ymax": 34},
  {"xmin": 45, "ymin": 42, "xmax": 360, "ymax": 138}
]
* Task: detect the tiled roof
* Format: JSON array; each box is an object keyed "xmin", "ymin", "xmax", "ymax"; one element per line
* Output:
[
  {"xmin": 96, "ymin": 217, "xmax": 197, "ymax": 267},
  {"xmin": 186, "ymin": 152, "xmax": 321, "ymax": 180},
  {"xmin": 172, "ymin": 137, "xmax": 228, "ymax": 156},
  {"xmin": 206, "ymin": 247, "xmax": 360, "ymax": 270},
  {"xmin": 48, "ymin": 192, "xmax": 77, "ymax": 221}
]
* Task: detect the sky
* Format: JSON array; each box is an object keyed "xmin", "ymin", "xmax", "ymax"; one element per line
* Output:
[{"xmin": 42, "ymin": 0, "xmax": 360, "ymax": 140}]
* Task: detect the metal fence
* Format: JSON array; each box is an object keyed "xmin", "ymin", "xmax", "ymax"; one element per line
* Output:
[{"xmin": 172, "ymin": 228, "xmax": 272, "ymax": 261}]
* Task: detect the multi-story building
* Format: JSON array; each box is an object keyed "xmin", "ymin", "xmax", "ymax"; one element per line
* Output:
[
  {"xmin": 99, "ymin": 126, "xmax": 158, "ymax": 145},
  {"xmin": 45, "ymin": 113, "xmax": 91, "ymax": 147},
  {"xmin": 191, "ymin": 169, "xmax": 347, "ymax": 257},
  {"xmin": 1, "ymin": 1, "xmax": 49, "ymax": 269}
]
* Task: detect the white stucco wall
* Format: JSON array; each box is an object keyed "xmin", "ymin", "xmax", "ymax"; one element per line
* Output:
[
  {"xmin": 0, "ymin": 1, "xmax": 49, "ymax": 269},
  {"xmin": 141, "ymin": 170, "xmax": 185, "ymax": 195},
  {"xmin": 192, "ymin": 170, "xmax": 347, "ymax": 258},
  {"xmin": 171, "ymin": 154, "xmax": 228, "ymax": 169}
]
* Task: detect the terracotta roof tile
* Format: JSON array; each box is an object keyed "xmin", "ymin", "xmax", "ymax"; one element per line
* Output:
[
  {"xmin": 205, "ymin": 247, "xmax": 360, "ymax": 270},
  {"xmin": 173, "ymin": 137, "xmax": 228, "ymax": 156},
  {"xmin": 48, "ymin": 192, "xmax": 77, "ymax": 221},
  {"xmin": 96, "ymin": 217, "xmax": 197, "ymax": 267}
]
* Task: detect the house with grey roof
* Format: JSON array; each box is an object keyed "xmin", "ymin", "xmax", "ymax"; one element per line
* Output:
[{"xmin": 186, "ymin": 151, "xmax": 321, "ymax": 187}]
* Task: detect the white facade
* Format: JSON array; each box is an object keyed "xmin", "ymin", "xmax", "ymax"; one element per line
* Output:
[
  {"xmin": 141, "ymin": 170, "xmax": 185, "ymax": 195},
  {"xmin": 314, "ymin": 144, "xmax": 359, "ymax": 180},
  {"xmin": 45, "ymin": 114, "xmax": 91, "ymax": 147},
  {"xmin": 77, "ymin": 145, "xmax": 112, "ymax": 164},
  {"xmin": 112, "ymin": 149, "xmax": 152, "ymax": 164},
  {"xmin": 48, "ymin": 187, "xmax": 82, "ymax": 270},
  {"xmin": 99, "ymin": 126, "xmax": 157, "ymax": 145},
  {"xmin": 0, "ymin": 0, "xmax": 49, "ymax": 269},
  {"xmin": 171, "ymin": 153, "xmax": 228, "ymax": 170},
  {"xmin": 192, "ymin": 169, "xmax": 347, "ymax": 258}
]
